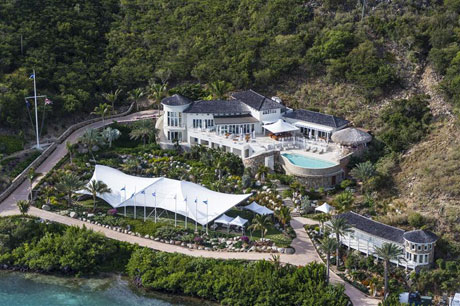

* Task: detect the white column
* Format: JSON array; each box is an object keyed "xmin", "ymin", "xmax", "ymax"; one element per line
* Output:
[{"xmin": 366, "ymin": 240, "xmax": 369, "ymax": 256}]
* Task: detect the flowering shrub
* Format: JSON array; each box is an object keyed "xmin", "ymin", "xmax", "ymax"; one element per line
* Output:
[
  {"xmin": 193, "ymin": 236, "xmax": 203, "ymax": 244},
  {"xmin": 108, "ymin": 208, "xmax": 118, "ymax": 216},
  {"xmin": 240, "ymin": 236, "xmax": 249, "ymax": 243}
]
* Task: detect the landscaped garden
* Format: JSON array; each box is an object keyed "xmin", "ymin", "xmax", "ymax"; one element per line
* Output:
[{"xmin": 31, "ymin": 121, "xmax": 296, "ymax": 252}]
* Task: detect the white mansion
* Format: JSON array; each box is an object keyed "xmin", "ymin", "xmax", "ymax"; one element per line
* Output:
[{"xmin": 159, "ymin": 90, "xmax": 352, "ymax": 159}]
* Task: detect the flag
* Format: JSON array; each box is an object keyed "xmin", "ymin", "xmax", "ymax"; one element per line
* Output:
[
  {"xmin": 203, "ymin": 200, "xmax": 208, "ymax": 205},
  {"xmin": 130, "ymin": 192, "xmax": 135, "ymax": 198},
  {"xmin": 45, "ymin": 98, "xmax": 52, "ymax": 105},
  {"xmin": 140, "ymin": 190, "xmax": 145, "ymax": 194},
  {"xmin": 120, "ymin": 186, "xmax": 126, "ymax": 191},
  {"xmin": 152, "ymin": 192, "xmax": 156, "ymax": 197},
  {"xmin": 194, "ymin": 198, "xmax": 197, "ymax": 204},
  {"xmin": 184, "ymin": 197, "xmax": 187, "ymax": 202},
  {"xmin": 173, "ymin": 194, "xmax": 176, "ymax": 200},
  {"xmin": 29, "ymin": 74, "xmax": 35, "ymax": 79},
  {"xmin": 25, "ymin": 100, "xmax": 30, "ymax": 108}
]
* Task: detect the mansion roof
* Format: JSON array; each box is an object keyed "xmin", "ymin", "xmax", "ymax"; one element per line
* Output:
[
  {"xmin": 231, "ymin": 90, "xmax": 284, "ymax": 111},
  {"xmin": 335, "ymin": 211, "xmax": 405, "ymax": 244},
  {"xmin": 161, "ymin": 94, "xmax": 192, "ymax": 106},
  {"xmin": 183, "ymin": 100, "xmax": 251, "ymax": 114},
  {"xmin": 284, "ymin": 109, "xmax": 349, "ymax": 128},
  {"xmin": 403, "ymin": 230, "xmax": 438, "ymax": 244}
]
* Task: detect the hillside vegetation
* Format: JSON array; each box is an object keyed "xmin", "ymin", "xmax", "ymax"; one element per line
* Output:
[{"xmin": 1, "ymin": 0, "xmax": 460, "ymax": 257}]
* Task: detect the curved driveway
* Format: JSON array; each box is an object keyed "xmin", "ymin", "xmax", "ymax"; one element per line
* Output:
[{"xmin": 0, "ymin": 110, "xmax": 379, "ymax": 305}]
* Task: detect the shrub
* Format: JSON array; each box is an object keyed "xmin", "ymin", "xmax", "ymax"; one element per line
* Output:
[{"xmin": 408, "ymin": 212, "xmax": 425, "ymax": 228}]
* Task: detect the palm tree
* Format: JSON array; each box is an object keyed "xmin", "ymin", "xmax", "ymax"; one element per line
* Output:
[
  {"xmin": 276, "ymin": 206, "xmax": 292, "ymax": 230},
  {"xmin": 55, "ymin": 173, "xmax": 84, "ymax": 207},
  {"xmin": 255, "ymin": 166, "xmax": 269, "ymax": 183},
  {"xmin": 334, "ymin": 190, "xmax": 354, "ymax": 212},
  {"xmin": 16, "ymin": 200, "xmax": 30, "ymax": 215},
  {"xmin": 66, "ymin": 141, "xmax": 76, "ymax": 164},
  {"xmin": 128, "ymin": 88, "xmax": 146, "ymax": 111},
  {"xmin": 148, "ymin": 82, "xmax": 167, "ymax": 109},
  {"xmin": 121, "ymin": 158, "xmax": 141, "ymax": 174},
  {"xmin": 83, "ymin": 179, "xmax": 112, "ymax": 211},
  {"xmin": 102, "ymin": 127, "xmax": 121, "ymax": 148},
  {"xmin": 129, "ymin": 119, "xmax": 158, "ymax": 146},
  {"xmin": 350, "ymin": 161, "xmax": 375, "ymax": 192},
  {"xmin": 248, "ymin": 214, "xmax": 273, "ymax": 238},
  {"xmin": 208, "ymin": 80, "xmax": 231, "ymax": 99},
  {"xmin": 91, "ymin": 103, "xmax": 112, "ymax": 123},
  {"xmin": 27, "ymin": 167, "xmax": 37, "ymax": 201},
  {"xmin": 319, "ymin": 236, "xmax": 338, "ymax": 284},
  {"xmin": 79, "ymin": 129, "xmax": 104, "ymax": 161},
  {"xmin": 375, "ymin": 243, "xmax": 402, "ymax": 299},
  {"xmin": 330, "ymin": 217, "xmax": 352, "ymax": 268},
  {"xmin": 102, "ymin": 89, "xmax": 122, "ymax": 114}
]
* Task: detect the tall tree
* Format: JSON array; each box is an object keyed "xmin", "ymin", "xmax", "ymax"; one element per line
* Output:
[
  {"xmin": 148, "ymin": 82, "xmax": 167, "ymax": 109},
  {"xmin": 255, "ymin": 166, "xmax": 269, "ymax": 183},
  {"xmin": 350, "ymin": 161, "xmax": 376, "ymax": 192},
  {"xmin": 208, "ymin": 80, "xmax": 231, "ymax": 99},
  {"xmin": 91, "ymin": 103, "xmax": 112, "ymax": 123},
  {"xmin": 55, "ymin": 173, "xmax": 84, "ymax": 207},
  {"xmin": 102, "ymin": 127, "xmax": 121, "ymax": 148},
  {"xmin": 276, "ymin": 206, "xmax": 292, "ymax": 230},
  {"xmin": 16, "ymin": 200, "xmax": 30, "ymax": 215},
  {"xmin": 129, "ymin": 119, "xmax": 158, "ymax": 146},
  {"xmin": 128, "ymin": 88, "xmax": 146, "ymax": 111},
  {"xmin": 102, "ymin": 89, "xmax": 122, "ymax": 114},
  {"xmin": 83, "ymin": 179, "xmax": 112, "ymax": 211},
  {"xmin": 248, "ymin": 214, "xmax": 273, "ymax": 238},
  {"xmin": 374, "ymin": 243, "xmax": 402, "ymax": 299},
  {"xmin": 319, "ymin": 236, "xmax": 338, "ymax": 284},
  {"xmin": 330, "ymin": 217, "xmax": 352, "ymax": 268},
  {"xmin": 333, "ymin": 191, "xmax": 355, "ymax": 212},
  {"xmin": 80, "ymin": 129, "xmax": 104, "ymax": 161}
]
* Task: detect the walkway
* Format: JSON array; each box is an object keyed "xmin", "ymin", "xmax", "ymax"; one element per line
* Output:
[{"xmin": 0, "ymin": 109, "xmax": 379, "ymax": 305}]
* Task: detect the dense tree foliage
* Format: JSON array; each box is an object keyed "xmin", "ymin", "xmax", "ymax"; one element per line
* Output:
[
  {"xmin": 1, "ymin": 0, "xmax": 453, "ymax": 130},
  {"xmin": 127, "ymin": 248, "xmax": 349, "ymax": 305},
  {"xmin": 0, "ymin": 216, "xmax": 134, "ymax": 275}
]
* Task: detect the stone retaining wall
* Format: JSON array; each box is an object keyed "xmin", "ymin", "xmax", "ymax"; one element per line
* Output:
[
  {"xmin": 0, "ymin": 103, "xmax": 135, "ymax": 204},
  {"xmin": 242, "ymin": 150, "xmax": 280, "ymax": 169}
]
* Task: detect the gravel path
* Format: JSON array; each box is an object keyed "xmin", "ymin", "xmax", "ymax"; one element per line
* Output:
[{"xmin": 0, "ymin": 110, "xmax": 379, "ymax": 305}]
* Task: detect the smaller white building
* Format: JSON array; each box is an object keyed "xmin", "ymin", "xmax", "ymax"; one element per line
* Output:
[{"xmin": 329, "ymin": 212, "xmax": 439, "ymax": 270}]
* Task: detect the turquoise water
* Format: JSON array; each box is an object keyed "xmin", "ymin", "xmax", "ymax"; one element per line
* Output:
[
  {"xmin": 0, "ymin": 271, "xmax": 203, "ymax": 306},
  {"xmin": 282, "ymin": 153, "xmax": 336, "ymax": 169}
]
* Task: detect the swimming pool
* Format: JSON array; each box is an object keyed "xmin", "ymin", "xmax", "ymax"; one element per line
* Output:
[{"xmin": 281, "ymin": 153, "xmax": 337, "ymax": 169}]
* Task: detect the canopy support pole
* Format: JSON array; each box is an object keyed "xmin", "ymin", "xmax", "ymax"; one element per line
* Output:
[
  {"xmin": 174, "ymin": 194, "xmax": 177, "ymax": 227},
  {"xmin": 154, "ymin": 193, "xmax": 157, "ymax": 223},
  {"xmin": 144, "ymin": 193, "xmax": 146, "ymax": 222},
  {"xmin": 195, "ymin": 198, "xmax": 198, "ymax": 232},
  {"xmin": 184, "ymin": 198, "xmax": 188, "ymax": 229}
]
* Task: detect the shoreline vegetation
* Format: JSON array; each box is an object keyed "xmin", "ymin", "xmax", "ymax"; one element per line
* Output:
[{"xmin": 0, "ymin": 216, "xmax": 349, "ymax": 305}]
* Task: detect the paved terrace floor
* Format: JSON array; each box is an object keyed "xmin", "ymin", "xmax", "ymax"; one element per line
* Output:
[{"xmin": 0, "ymin": 110, "xmax": 378, "ymax": 306}]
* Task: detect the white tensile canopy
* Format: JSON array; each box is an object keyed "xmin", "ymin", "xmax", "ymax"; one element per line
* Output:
[
  {"xmin": 214, "ymin": 214, "xmax": 233, "ymax": 225},
  {"xmin": 80, "ymin": 165, "xmax": 251, "ymax": 225},
  {"xmin": 451, "ymin": 293, "xmax": 460, "ymax": 306},
  {"xmin": 244, "ymin": 201, "xmax": 274, "ymax": 215},
  {"xmin": 315, "ymin": 202, "xmax": 335, "ymax": 214},
  {"xmin": 229, "ymin": 216, "xmax": 248, "ymax": 227},
  {"xmin": 263, "ymin": 119, "xmax": 299, "ymax": 134}
]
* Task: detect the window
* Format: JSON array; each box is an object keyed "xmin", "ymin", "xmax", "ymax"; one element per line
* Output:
[
  {"xmin": 424, "ymin": 244, "xmax": 428, "ymax": 251},
  {"xmin": 419, "ymin": 255, "xmax": 423, "ymax": 263},
  {"xmin": 167, "ymin": 131, "xmax": 182, "ymax": 141},
  {"xmin": 167, "ymin": 112, "xmax": 182, "ymax": 127},
  {"xmin": 262, "ymin": 109, "xmax": 278, "ymax": 115},
  {"xmin": 411, "ymin": 244, "xmax": 415, "ymax": 251},
  {"xmin": 193, "ymin": 119, "xmax": 202, "ymax": 128},
  {"xmin": 406, "ymin": 252, "xmax": 410, "ymax": 259},
  {"xmin": 418, "ymin": 245, "xmax": 421, "ymax": 251},
  {"xmin": 429, "ymin": 244, "xmax": 432, "ymax": 250},
  {"xmin": 413, "ymin": 254, "xmax": 417, "ymax": 262}
]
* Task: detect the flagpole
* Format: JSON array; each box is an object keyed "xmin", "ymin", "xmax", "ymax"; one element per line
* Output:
[
  {"xmin": 154, "ymin": 192, "xmax": 157, "ymax": 223},
  {"xmin": 174, "ymin": 194, "xmax": 177, "ymax": 227},
  {"xmin": 123, "ymin": 187, "xmax": 126, "ymax": 217},
  {"xmin": 184, "ymin": 197, "xmax": 188, "ymax": 229},
  {"xmin": 206, "ymin": 199, "xmax": 208, "ymax": 235},
  {"xmin": 32, "ymin": 69, "xmax": 40, "ymax": 150},
  {"xmin": 144, "ymin": 192, "xmax": 146, "ymax": 222},
  {"xmin": 134, "ymin": 187, "xmax": 137, "ymax": 219},
  {"xmin": 195, "ymin": 197, "xmax": 198, "ymax": 232}
]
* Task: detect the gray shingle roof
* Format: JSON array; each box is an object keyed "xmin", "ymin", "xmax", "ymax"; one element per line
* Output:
[
  {"xmin": 161, "ymin": 94, "xmax": 192, "ymax": 106},
  {"xmin": 183, "ymin": 100, "xmax": 251, "ymax": 114},
  {"xmin": 283, "ymin": 109, "xmax": 349, "ymax": 128},
  {"xmin": 403, "ymin": 230, "xmax": 438, "ymax": 244},
  {"xmin": 335, "ymin": 212, "xmax": 405, "ymax": 244},
  {"xmin": 232, "ymin": 90, "xmax": 284, "ymax": 111}
]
